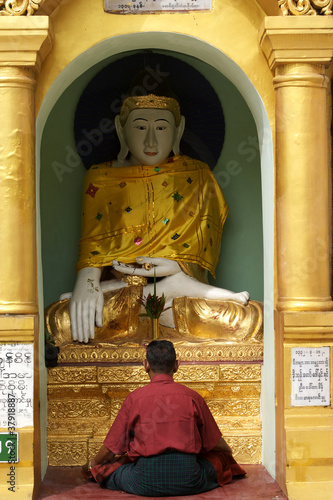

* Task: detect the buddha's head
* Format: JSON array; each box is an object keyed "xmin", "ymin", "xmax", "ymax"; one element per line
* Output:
[{"xmin": 115, "ymin": 94, "xmax": 185, "ymax": 166}]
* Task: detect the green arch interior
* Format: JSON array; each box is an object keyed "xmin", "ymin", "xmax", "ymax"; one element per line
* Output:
[{"xmin": 40, "ymin": 49, "xmax": 263, "ymax": 307}]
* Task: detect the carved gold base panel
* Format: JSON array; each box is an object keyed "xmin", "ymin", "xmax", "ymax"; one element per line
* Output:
[
  {"xmin": 57, "ymin": 341, "xmax": 263, "ymax": 364},
  {"xmin": 47, "ymin": 345, "xmax": 263, "ymax": 466},
  {"xmin": 47, "ymin": 295, "xmax": 263, "ymax": 465}
]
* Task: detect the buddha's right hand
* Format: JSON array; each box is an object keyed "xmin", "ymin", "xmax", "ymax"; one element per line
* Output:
[
  {"xmin": 68, "ymin": 267, "xmax": 103, "ymax": 343},
  {"xmin": 113, "ymin": 257, "xmax": 181, "ymax": 277}
]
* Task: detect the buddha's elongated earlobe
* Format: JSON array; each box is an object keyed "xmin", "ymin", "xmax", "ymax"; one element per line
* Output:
[
  {"xmin": 115, "ymin": 115, "xmax": 129, "ymax": 160},
  {"xmin": 172, "ymin": 115, "xmax": 185, "ymax": 155}
]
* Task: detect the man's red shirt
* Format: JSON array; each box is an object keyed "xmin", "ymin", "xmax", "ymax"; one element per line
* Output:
[{"xmin": 104, "ymin": 374, "xmax": 222, "ymax": 460}]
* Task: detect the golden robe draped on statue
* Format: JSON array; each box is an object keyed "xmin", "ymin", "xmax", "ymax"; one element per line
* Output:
[
  {"xmin": 77, "ymin": 154, "xmax": 228, "ymax": 278},
  {"xmin": 46, "ymin": 154, "xmax": 263, "ymax": 345}
]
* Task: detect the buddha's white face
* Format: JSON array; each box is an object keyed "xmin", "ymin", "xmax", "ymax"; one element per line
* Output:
[{"xmin": 123, "ymin": 109, "xmax": 177, "ymax": 166}]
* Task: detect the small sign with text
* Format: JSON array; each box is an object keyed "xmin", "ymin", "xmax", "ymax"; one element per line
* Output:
[
  {"xmin": 104, "ymin": 0, "xmax": 212, "ymax": 13},
  {"xmin": 0, "ymin": 343, "xmax": 33, "ymax": 428},
  {"xmin": 291, "ymin": 347, "xmax": 330, "ymax": 407}
]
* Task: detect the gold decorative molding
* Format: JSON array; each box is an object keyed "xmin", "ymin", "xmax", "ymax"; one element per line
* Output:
[
  {"xmin": 47, "ymin": 422, "xmax": 112, "ymax": 442},
  {"xmin": 110, "ymin": 398, "xmax": 125, "ymax": 419},
  {"xmin": 103, "ymin": 382, "xmax": 261, "ymax": 400},
  {"xmin": 98, "ymin": 367, "xmax": 150, "ymax": 383},
  {"xmin": 0, "ymin": 314, "xmax": 35, "ymax": 341},
  {"xmin": 88, "ymin": 440, "xmax": 104, "ymax": 460},
  {"xmin": 216, "ymin": 416, "xmax": 262, "ymax": 432},
  {"xmin": 47, "ymin": 440, "xmax": 87, "ymax": 466},
  {"xmin": 207, "ymin": 399, "xmax": 261, "ymax": 417},
  {"xmin": 48, "ymin": 366, "xmax": 98, "ymax": 384},
  {"xmin": 97, "ymin": 365, "xmax": 243, "ymax": 383},
  {"xmin": 0, "ymin": 17, "xmax": 53, "ymax": 70},
  {"xmin": 219, "ymin": 365, "xmax": 261, "ymax": 382},
  {"xmin": 259, "ymin": 16, "xmax": 333, "ymax": 70},
  {"xmin": 273, "ymin": 71, "xmax": 329, "ymax": 91},
  {"xmin": 48, "ymin": 399, "xmax": 110, "ymax": 419},
  {"xmin": 206, "ymin": 384, "xmax": 261, "ymax": 399},
  {"xmin": 227, "ymin": 436, "xmax": 261, "ymax": 464},
  {"xmin": 0, "ymin": 0, "xmax": 46, "ymax": 16},
  {"xmin": 282, "ymin": 311, "xmax": 333, "ymax": 341},
  {"xmin": 278, "ymin": 0, "xmax": 333, "ymax": 16},
  {"xmin": 58, "ymin": 342, "xmax": 263, "ymax": 364},
  {"xmin": 175, "ymin": 366, "xmax": 220, "ymax": 382},
  {"xmin": 104, "ymin": 383, "xmax": 146, "ymax": 395}
]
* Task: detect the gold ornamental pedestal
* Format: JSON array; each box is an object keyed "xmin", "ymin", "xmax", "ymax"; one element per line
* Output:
[{"xmin": 46, "ymin": 318, "xmax": 263, "ymax": 467}]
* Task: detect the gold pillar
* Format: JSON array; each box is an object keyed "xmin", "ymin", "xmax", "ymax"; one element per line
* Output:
[
  {"xmin": 0, "ymin": 17, "xmax": 53, "ymax": 313},
  {"xmin": 260, "ymin": 16, "xmax": 333, "ymax": 500},
  {"xmin": 261, "ymin": 16, "xmax": 333, "ymax": 312},
  {"xmin": 0, "ymin": 17, "xmax": 53, "ymax": 500},
  {"xmin": 275, "ymin": 61, "xmax": 332, "ymax": 312},
  {"xmin": 0, "ymin": 66, "xmax": 38, "ymax": 314}
]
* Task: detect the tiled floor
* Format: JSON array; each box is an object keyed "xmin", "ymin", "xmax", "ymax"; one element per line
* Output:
[{"xmin": 36, "ymin": 465, "xmax": 288, "ymax": 500}]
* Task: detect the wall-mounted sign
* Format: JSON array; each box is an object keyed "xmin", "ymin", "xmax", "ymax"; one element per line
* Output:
[
  {"xmin": 0, "ymin": 344, "xmax": 33, "ymax": 428},
  {"xmin": 291, "ymin": 347, "xmax": 330, "ymax": 407},
  {"xmin": 104, "ymin": 0, "xmax": 212, "ymax": 14}
]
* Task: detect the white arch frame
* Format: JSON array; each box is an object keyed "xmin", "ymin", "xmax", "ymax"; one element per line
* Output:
[{"xmin": 36, "ymin": 32, "xmax": 275, "ymax": 477}]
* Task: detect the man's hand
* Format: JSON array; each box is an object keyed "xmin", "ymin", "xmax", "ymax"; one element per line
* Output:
[
  {"xmin": 82, "ymin": 444, "xmax": 116, "ymax": 473},
  {"xmin": 68, "ymin": 267, "xmax": 103, "ymax": 343},
  {"xmin": 113, "ymin": 257, "xmax": 181, "ymax": 277}
]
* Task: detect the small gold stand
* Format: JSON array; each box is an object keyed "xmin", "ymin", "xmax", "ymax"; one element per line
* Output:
[{"xmin": 152, "ymin": 318, "xmax": 159, "ymax": 339}]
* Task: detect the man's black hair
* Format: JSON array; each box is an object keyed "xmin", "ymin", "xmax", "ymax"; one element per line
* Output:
[{"xmin": 146, "ymin": 340, "xmax": 176, "ymax": 373}]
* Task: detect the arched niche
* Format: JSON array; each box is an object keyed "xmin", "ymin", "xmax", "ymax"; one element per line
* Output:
[
  {"xmin": 40, "ymin": 50, "xmax": 263, "ymax": 306},
  {"xmin": 36, "ymin": 32, "xmax": 275, "ymax": 476}
]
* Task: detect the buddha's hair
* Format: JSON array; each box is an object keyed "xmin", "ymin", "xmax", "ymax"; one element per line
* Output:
[{"xmin": 146, "ymin": 340, "xmax": 176, "ymax": 373}]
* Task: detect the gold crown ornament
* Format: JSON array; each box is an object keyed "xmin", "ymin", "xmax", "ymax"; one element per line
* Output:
[{"xmin": 119, "ymin": 94, "xmax": 181, "ymax": 127}]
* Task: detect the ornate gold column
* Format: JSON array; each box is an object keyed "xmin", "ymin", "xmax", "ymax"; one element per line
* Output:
[
  {"xmin": 0, "ymin": 66, "xmax": 38, "ymax": 314},
  {"xmin": 260, "ymin": 16, "xmax": 333, "ymax": 500},
  {"xmin": 0, "ymin": 16, "xmax": 52, "ymax": 500},
  {"xmin": 0, "ymin": 18, "xmax": 52, "ymax": 313},
  {"xmin": 261, "ymin": 16, "xmax": 333, "ymax": 312},
  {"xmin": 276, "ymin": 61, "xmax": 332, "ymax": 311}
]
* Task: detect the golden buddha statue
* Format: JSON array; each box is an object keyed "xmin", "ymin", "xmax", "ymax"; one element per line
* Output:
[{"xmin": 46, "ymin": 93, "xmax": 262, "ymax": 346}]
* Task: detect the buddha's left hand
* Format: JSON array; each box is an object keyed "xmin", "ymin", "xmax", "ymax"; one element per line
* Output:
[{"xmin": 112, "ymin": 257, "xmax": 181, "ymax": 277}]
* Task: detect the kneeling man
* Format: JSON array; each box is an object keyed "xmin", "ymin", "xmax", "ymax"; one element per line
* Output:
[{"xmin": 83, "ymin": 340, "xmax": 245, "ymax": 495}]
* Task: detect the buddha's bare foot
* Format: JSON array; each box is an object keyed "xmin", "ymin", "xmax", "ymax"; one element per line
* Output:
[
  {"xmin": 204, "ymin": 287, "xmax": 250, "ymax": 305},
  {"xmin": 231, "ymin": 291, "xmax": 250, "ymax": 305}
]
